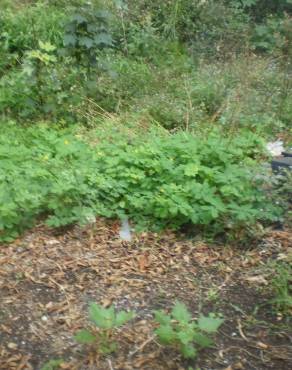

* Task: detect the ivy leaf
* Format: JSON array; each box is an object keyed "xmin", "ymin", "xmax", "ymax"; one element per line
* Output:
[
  {"xmin": 198, "ymin": 314, "xmax": 224, "ymax": 333},
  {"xmin": 74, "ymin": 329, "xmax": 96, "ymax": 344},
  {"xmin": 171, "ymin": 301, "xmax": 192, "ymax": 323}
]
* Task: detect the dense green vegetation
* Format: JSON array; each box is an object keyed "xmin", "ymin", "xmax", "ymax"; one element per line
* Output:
[{"xmin": 0, "ymin": 0, "xmax": 291, "ymax": 241}]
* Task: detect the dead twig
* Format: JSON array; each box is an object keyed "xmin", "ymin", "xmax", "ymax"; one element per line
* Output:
[{"xmin": 129, "ymin": 336, "xmax": 156, "ymax": 357}]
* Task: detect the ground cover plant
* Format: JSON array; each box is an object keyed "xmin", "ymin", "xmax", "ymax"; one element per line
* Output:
[
  {"xmin": 0, "ymin": 123, "xmax": 281, "ymax": 241},
  {"xmin": 0, "ymin": 0, "xmax": 292, "ymax": 369}
]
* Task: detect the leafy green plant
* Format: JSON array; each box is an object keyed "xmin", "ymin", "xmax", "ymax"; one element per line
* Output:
[
  {"xmin": 74, "ymin": 303, "xmax": 135, "ymax": 354},
  {"xmin": 154, "ymin": 301, "xmax": 224, "ymax": 359},
  {"xmin": 63, "ymin": 4, "xmax": 113, "ymax": 68},
  {"xmin": 0, "ymin": 124, "xmax": 282, "ymax": 242}
]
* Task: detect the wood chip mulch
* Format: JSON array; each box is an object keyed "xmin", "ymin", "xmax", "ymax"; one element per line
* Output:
[{"xmin": 0, "ymin": 220, "xmax": 291, "ymax": 370}]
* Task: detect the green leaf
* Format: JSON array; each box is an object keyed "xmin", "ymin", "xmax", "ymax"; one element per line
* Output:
[
  {"xmin": 100, "ymin": 341, "xmax": 117, "ymax": 354},
  {"xmin": 89, "ymin": 303, "xmax": 115, "ymax": 329},
  {"xmin": 39, "ymin": 41, "xmax": 56, "ymax": 52},
  {"xmin": 71, "ymin": 14, "xmax": 87, "ymax": 24},
  {"xmin": 94, "ymin": 33, "xmax": 113, "ymax": 46},
  {"xmin": 198, "ymin": 314, "xmax": 224, "ymax": 333},
  {"xmin": 180, "ymin": 343, "xmax": 197, "ymax": 359},
  {"xmin": 79, "ymin": 37, "xmax": 94, "ymax": 48},
  {"xmin": 63, "ymin": 34, "xmax": 76, "ymax": 47},
  {"xmin": 177, "ymin": 328, "xmax": 194, "ymax": 345},
  {"xmin": 184, "ymin": 163, "xmax": 199, "ymax": 177},
  {"xmin": 155, "ymin": 325, "xmax": 176, "ymax": 344},
  {"xmin": 171, "ymin": 301, "xmax": 192, "ymax": 323},
  {"xmin": 115, "ymin": 311, "xmax": 135, "ymax": 327},
  {"xmin": 154, "ymin": 310, "xmax": 172, "ymax": 325},
  {"xmin": 74, "ymin": 329, "xmax": 96, "ymax": 344},
  {"xmin": 192, "ymin": 332, "xmax": 213, "ymax": 348}
]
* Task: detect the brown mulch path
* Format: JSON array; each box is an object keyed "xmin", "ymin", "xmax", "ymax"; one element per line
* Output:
[{"xmin": 0, "ymin": 220, "xmax": 291, "ymax": 370}]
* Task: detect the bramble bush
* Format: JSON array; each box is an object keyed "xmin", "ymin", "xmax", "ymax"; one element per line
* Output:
[{"xmin": 0, "ymin": 123, "xmax": 281, "ymax": 242}]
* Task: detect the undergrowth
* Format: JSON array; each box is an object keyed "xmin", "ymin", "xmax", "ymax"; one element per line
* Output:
[{"xmin": 0, "ymin": 122, "xmax": 281, "ymax": 242}]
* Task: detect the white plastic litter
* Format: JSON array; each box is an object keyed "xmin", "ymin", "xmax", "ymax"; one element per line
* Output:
[
  {"xmin": 266, "ymin": 140, "xmax": 284, "ymax": 157},
  {"xmin": 119, "ymin": 217, "xmax": 132, "ymax": 242}
]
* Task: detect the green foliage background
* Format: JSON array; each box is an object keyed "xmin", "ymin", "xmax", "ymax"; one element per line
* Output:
[{"xmin": 0, "ymin": 0, "xmax": 291, "ymax": 241}]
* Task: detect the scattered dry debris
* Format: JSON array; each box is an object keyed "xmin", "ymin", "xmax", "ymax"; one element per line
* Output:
[{"xmin": 0, "ymin": 220, "xmax": 291, "ymax": 369}]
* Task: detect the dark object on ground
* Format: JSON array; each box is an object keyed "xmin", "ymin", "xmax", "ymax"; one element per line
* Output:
[
  {"xmin": 282, "ymin": 151, "xmax": 292, "ymax": 158},
  {"xmin": 271, "ymin": 156, "xmax": 292, "ymax": 173}
]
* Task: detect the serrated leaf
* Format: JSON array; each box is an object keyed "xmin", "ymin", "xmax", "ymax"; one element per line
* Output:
[
  {"xmin": 154, "ymin": 310, "xmax": 172, "ymax": 326},
  {"xmin": 180, "ymin": 343, "xmax": 197, "ymax": 359},
  {"xmin": 115, "ymin": 311, "xmax": 135, "ymax": 327},
  {"xmin": 155, "ymin": 325, "xmax": 176, "ymax": 344},
  {"xmin": 171, "ymin": 301, "xmax": 192, "ymax": 323},
  {"xmin": 192, "ymin": 332, "xmax": 213, "ymax": 348},
  {"xmin": 89, "ymin": 303, "xmax": 115, "ymax": 329},
  {"xmin": 74, "ymin": 329, "xmax": 96, "ymax": 344},
  {"xmin": 177, "ymin": 328, "xmax": 194, "ymax": 344},
  {"xmin": 198, "ymin": 314, "xmax": 224, "ymax": 333}
]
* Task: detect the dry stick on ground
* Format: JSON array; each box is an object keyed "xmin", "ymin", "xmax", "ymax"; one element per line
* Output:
[
  {"xmin": 129, "ymin": 336, "xmax": 157, "ymax": 358},
  {"xmin": 107, "ymin": 359, "xmax": 114, "ymax": 370}
]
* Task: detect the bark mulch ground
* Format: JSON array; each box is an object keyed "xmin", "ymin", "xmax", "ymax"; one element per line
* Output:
[{"xmin": 0, "ymin": 220, "xmax": 291, "ymax": 370}]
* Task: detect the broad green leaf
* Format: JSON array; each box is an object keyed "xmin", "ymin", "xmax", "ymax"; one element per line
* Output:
[
  {"xmin": 94, "ymin": 33, "xmax": 113, "ymax": 46},
  {"xmin": 155, "ymin": 325, "xmax": 176, "ymax": 344},
  {"xmin": 74, "ymin": 329, "xmax": 96, "ymax": 344},
  {"xmin": 71, "ymin": 14, "xmax": 87, "ymax": 24},
  {"xmin": 79, "ymin": 37, "xmax": 94, "ymax": 49},
  {"xmin": 63, "ymin": 34, "xmax": 76, "ymax": 47},
  {"xmin": 171, "ymin": 301, "xmax": 192, "ymax": 323},
  {"xmin": 198, "ymin": 314, "xmax": 224, "ymax": 333}
]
